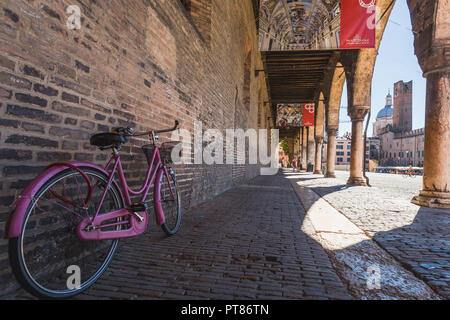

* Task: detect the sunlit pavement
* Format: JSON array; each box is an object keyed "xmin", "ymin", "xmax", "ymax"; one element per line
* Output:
[{"xmin": 288, "ymin": 170, "xmax": 449, "ymax": 299}]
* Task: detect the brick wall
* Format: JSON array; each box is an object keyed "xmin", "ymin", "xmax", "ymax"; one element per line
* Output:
[{"xmin": 0, "ymin": 0, "xmax": 270, "ymax": 294}]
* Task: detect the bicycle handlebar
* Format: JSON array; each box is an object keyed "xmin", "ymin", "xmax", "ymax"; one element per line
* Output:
[
  {"xmin": 116, "ymin": 120, "xmax": 180, "ymax": 137},
  {"xmin": 154, "ymin": 120, "xmax": 179, "ymax": 134}
]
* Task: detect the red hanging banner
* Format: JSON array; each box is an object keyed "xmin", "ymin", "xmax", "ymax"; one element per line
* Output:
[
  {"xmin": 302, "ymin": 103, "xmax": 315, "ymax": 127},
  {"xmin": 340, "ymin": 0, "xmax": 376, "ymax": 49}
]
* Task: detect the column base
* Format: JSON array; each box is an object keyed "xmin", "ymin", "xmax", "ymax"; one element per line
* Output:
[
  {"xmin": 411, "ymin": 190, "xmax": 450, "ymax": 209},
  {"xmin": 313, "ymin": 170, "xmax": 322, "ymax": 175},
  {"xmin": 347, "ymin": 176, "xmax": 367, "ymax": 186},
  {"xmin": 325, "ymin": 172, "xmax": 336, "ymax": 178}
]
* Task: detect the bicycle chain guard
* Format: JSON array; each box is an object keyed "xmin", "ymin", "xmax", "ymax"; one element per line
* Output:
[{"xmin": 77, "ymin": 208, "xmax": 148, "ymax": 241}]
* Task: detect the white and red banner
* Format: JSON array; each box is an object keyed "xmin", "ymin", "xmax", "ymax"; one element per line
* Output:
[
  {"xmin": 302, "ymin": 104, "xmax": 315, "ymax": 127},
  {"xmin": 340, "ymin": 0, "xmax": 376, "ymax": 49}
]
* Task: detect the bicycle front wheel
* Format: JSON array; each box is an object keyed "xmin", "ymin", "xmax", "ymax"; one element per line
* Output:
[
  {"xmin": 160, "ymin": 167, "xmax": 182, "ymax": 236},
  {"xmin": 9, "ymin": 167, "xmax": 124, "ymax": 299}
]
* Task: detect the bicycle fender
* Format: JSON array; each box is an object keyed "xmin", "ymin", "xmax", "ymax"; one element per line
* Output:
[{"xmin": 4, "ymin": 162, "xmax": 124, "ymax": 239}]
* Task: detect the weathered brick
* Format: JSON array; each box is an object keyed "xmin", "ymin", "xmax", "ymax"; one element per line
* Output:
[
  {"xmin": 21, "ymin": 65, "xmax": 45, "ymax": 80},
  {"xmin": 75, "ymin": 153, "xmax": 94, "ymax": 162},
  {"xmin": 0, "ymin": 86, "xmax": 12, "ymax": 99},
  {"xmin": 0, "ymin": 118, "xmax": 19, "ymax": 128},
  {"xmin": 0, "ymin": 72, "xmax": 32, "ymax": 90},
  {"xmin": 81, "ymin": 99, "xmax": 111, "ymax": 114},
  {"xmin": 80, "ymin": 120, "xmax": 95, "ymax": 130},
  {"xmin": 49, "ymin": 126, "xmax": 89, "ymax": 140},
  {"xmin": 3, "ymin": 166, "xmax": 46, "ymax": 176},
  {"xmin": 61, "ymin": 92, "xmax": 79, "ymax": 104},
  {"xmin": 40, "ymin": 5, "xmax": 61, "ymax": 21},
  {"xmin": 98, "ymin": 124, "xmax": 109, "ymax": 132},
  {"xmin": 21, "ymin": 122, "xmax": 45, "ymax": 133},
  {"xmin": 0, "ymin": 55, "xmax": 15, "ymax": 70},
  {"xmin": 64, "ymin": 118, "xmax": 78, "ymax": 126},
  {"xmin": 50, "ymin": 76, "xmax": 90, "ymax": 96},
  {"xmin": 37, "ymin": 151, "xmax": 71, "ymax": 162},
  {"xmin": 52, "ymin": 101, "xmax": 90, "ymax": 117},
  {"xmin": 75, "ymin": 60, "xmax": 90, "ymax": 73},
  {"xmin": 62, "ymin": 141, "xmax": 78, "ymax": 150},
  {"xmin": 0, "ymin": 149, "xmax": 32, "ymax": 161},
  {"xmin": 15, "ymin": 93, "xmax": 48, "ymax": 107},
  {"xmin": 6, "ymin": 104, "xmax": 62, "ymax": 123},
  {"xmin": 33, "ymin": 84, "xmax": 58, "ymax": 96},
  {"xmin": 5, "ymin": 134, "xmax": 58, "ymax": 148},
  {"xmin": 0, "ymin": 21, "xmax": 17, "ymax": 38},
  {"xmin": 95, "ymin": 113, "xmax": 106, "ymax": 121},
  {"xmin": 3, "ymin": 8, "xmax": 19, "ymax": 23},
  {"xmin": 9, "ymin": 180, "xmax": 31, "ymax": 190},
  {"xmin": 57, "ymin": 64, "xmax": 76, "ymax": 79}
]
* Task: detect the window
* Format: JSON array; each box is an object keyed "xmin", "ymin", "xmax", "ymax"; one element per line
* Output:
[
  {"xmin": 337, "ymin": 157, "xmax": 343, "ymax": 162},
  {"xmin": 347, "ymin": 158, "xmax": 351, "ymax": 162}
]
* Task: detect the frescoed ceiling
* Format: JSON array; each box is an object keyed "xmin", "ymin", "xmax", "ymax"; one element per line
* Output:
[{"xmin": 260, "ymin": 0, "xmax": 340, "ymax": 48}]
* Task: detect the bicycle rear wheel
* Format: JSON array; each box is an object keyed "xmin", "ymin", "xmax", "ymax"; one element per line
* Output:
[
  {"xmin": 9, "ymin": 167, "xmax": 123, "ymax": 299},
  {"xmin": 160, "ymin": 167, "xmax": 182, "ymax": 236}
]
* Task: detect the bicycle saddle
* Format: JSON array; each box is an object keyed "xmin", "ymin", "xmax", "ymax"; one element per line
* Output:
[{"xmin": 90, "ymin": 132, "xmax": 129, "ymax": 148}]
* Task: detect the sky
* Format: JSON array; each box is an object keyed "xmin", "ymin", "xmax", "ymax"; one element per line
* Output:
[{"xmin": 338, "ymin": 0, "xmax": 426, "ymax": 137}]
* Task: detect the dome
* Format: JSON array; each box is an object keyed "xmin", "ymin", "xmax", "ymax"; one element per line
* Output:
[
  {"xmin": 377, "ymin": 105, "xmax": 393, "ymax": 119},
  {"xmin": 377, "ymin": 91, "xmax": 394, "ymax": 119}
]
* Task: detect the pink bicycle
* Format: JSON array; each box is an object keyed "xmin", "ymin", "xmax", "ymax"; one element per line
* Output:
[{"xmin": 4, "ymin": 121, "xmax": 182, "ymax": 299}]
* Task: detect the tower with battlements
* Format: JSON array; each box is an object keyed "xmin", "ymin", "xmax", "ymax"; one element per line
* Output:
[{"xmin": 393, "ymin": 80, "xmax": 413, "ymax": 133}]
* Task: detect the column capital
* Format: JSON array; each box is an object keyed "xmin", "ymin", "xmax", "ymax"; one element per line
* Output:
[
  {"xmin": 315, "ymin": 136, "xmax": 323, "ymax": 144},
  {"xmin": 348, "ymin": 106, "xmax": 370, "ymax": 121},
  {"xmin": 326, "ymin": 125, "xmax": 338, "ymax": 136},
  {"xmin": 407, "ymin": 0, "xmax": 450, "ymax": 76}
]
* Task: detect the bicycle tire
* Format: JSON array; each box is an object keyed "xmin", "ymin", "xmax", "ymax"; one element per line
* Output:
[{"xmin": 160, "ymin": 168, "xmax": 182, "ymax": 236}]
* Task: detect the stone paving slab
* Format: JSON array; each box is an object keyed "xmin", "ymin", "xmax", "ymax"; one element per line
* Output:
[
  {"xmin": 289, "ymin": 170, "xmax": 449, "ymax": 299},
  {"xmin": 3, "ymin": 172, "xmax": 351, "ymax": 300}
]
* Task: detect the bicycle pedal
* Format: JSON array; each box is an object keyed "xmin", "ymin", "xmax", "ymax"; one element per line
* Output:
[{"xmin": 129, "ymin": 202, "xmax": 149, "ymax": 212}]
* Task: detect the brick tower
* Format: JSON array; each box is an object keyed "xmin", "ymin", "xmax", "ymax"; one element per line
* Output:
[{"xmin": 393, "ymin": 80, "xmax": 413, "ymax": 133}]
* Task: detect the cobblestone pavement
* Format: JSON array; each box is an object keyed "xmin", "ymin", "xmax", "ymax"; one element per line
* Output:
[
  {"xmin": 5, "ymin": 173, "xmax": 351, "ymax": 300},
  {"xmin": 291, "ymin": 170, "xmax": 449, "ymax": 299}
]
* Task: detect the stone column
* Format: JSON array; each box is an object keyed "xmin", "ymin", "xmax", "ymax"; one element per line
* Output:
[
  {"xmin": 314, "ymin": 137, "xmax": 323, "ymax": 174},
  {"xmin": 306, "ymin": 126, "xmax": 316, "ymax": 172},
  {"xmin": 407, "ymin": 0, "xmax": 450, "ymax": 208},
  {"xmin": 412, "ymin": 71, "xmax": 450, "ymax": 208},
  {"xmin": 325, "ymin": 126, "xmax": 338, "ymax": 178},
  {"xmin": 301, "ymin": 126, "xmax": 307, "ymax": 170},
  {"xmin": 347, "ymin": 108, "xmax": 368, "ymax": 186}
]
